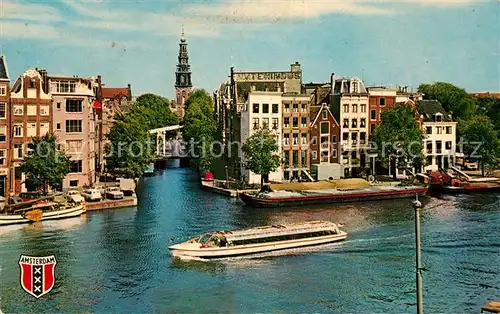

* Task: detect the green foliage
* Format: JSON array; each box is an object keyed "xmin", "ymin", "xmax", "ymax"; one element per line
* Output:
[
  {"xmin": 418, "ymin": 82, "xmax": 477, "ymax": 120},
  {"xmin": 242, "ymin": 129, "xmax": 282, "ymax": 186},
  {"xmin": 459, "ymin": 115, "xmax": 500, "ymax": 175},
  {"xmin": 371, "ymin": 103, "xmax": 425, "ymax": 177},
  {"xmin": 105, "ymin": 93, "xmax": 178, "ymax": 178},
  {"xmin": 20, "ymin": 134, "xmax": 71, "ymax": 193},
  {"xmin": 183, "ymin": 90, "xmax": 217, "ymax": 171},
  {"xmin": 476, "ymin": 97, "xmax": 500, "ymax": 131}
]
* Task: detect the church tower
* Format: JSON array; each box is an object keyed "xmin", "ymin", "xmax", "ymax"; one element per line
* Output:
[{"xmin": 174, "ymin": 29, "xmax": 193, "ymax": 119}]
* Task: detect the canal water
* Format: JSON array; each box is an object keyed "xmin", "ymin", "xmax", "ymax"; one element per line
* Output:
[{"xmin": 0, "ymin": 168, "xmax": 499, "ymax": 313}]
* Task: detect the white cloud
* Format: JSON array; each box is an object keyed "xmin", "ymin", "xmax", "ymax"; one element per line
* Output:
[{"xmin": 2, "ymin": 0, "xmax": 63, "ymax": 22}]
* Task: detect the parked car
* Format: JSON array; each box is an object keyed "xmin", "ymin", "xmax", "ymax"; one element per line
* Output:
[
  {"xmin": 105, "ymin": 187, "xmax": 124, "ymax": 199},
  {"xmin": 81, "ymin": 189, "xmax": 102, "ymax": 202},
  {"xmin": 464, "ymin": 161, "xmax": 478, "ymax": 170},
  {"xmin": 66, "ymin": 190, "xmax": 84, "ymax": 203}
]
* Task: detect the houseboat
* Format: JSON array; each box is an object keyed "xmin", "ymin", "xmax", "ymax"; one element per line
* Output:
[
  {"xmin": 0, "ymin": 201, "xmax": 85, "ymax": 226},
  {"xmin": 168, "ymin": 221, "xmax": 347, "ymax": 259},
  {"xmin": 239, "ymin": 180, "xmax": 427, "ymax": 208}
]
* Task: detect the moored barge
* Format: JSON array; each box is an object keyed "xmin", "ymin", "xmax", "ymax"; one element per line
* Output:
[
  {"xmin": 239, "ymin": 184, "xmax": 427, "ymax": 208},
  {"xmin": 169, "ymin": 221, "xmax": 347, "ymax": 258}
]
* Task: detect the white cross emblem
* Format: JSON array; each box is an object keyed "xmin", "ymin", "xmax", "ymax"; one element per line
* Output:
[
  {"xmin": 34, "ymin": 277, "xmax": 41, "ymax": 283},
  {"xmin": 34, "ymin": 268, "xmax": 41, "ymax": 274},
  {"xmin": 34, "ymin": 286, "xmax": 41, "ymax": 292}
]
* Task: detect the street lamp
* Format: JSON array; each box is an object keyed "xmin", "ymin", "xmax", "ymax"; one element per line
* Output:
[{"xmin": 412, "ymin": 195, "xmax": 424, "ymax": 314}]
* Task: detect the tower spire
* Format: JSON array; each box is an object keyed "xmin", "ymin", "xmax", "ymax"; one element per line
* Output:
[{"xmin": 174, "ymin": 28, "xmax": 193, "ymax": 119}]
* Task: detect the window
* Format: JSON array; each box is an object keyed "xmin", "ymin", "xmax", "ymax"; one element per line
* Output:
[
  {"xmin": 426, "ymin": 126, "xmax": 432, "ymax": 135},
  {"xmin": 284, "ymin": 134, "xmax": 290, "ymax": 145},
  {"xmin": 436, "ymin": 127, "xmax": 442, "ymax": 134},
  {"xmin": 301, "ymin": 104, "xmax": 307, "ymax": 112},
  {"xmin": 284, "ymin": 104, "xmax": 290, "ymax": 113},
  {"xmin": 311, "ymin": 136, "xmax": 317, "ymax": 145},
  {"xmin": 343, "ymin": 104, "xmax": 349, "ymax": 113},
  {"xmin": 360, "ymin": 132, "xmax": 366, "ymax": 143},
  {"xmin": 284, "ymin": 171, "xmax": 290, "ymax": 180},
  {"xmin": 320, "ymin": 122, "xmax": 329, "ymax": 134},
  {"xmin": 27, "ymin": 122, "xmax": 37, "ymax": 137},
  {"xmin": 252, "ymin": 118, "xmax": 259, "ymax": 129},
  {"xmin": 29, "ymin": 79, "xmax": 35, "ymax": 88},
  {"xmin": 14, "ymin": 105, "xmax": 24, "ymax": 116},
  {"xmin": 262, "ymin": 118, "xmax": 269, "ymax": 129},
  {"xmin": 40, "ymin": 105, "xmax": 49, "ymax": 116},
  {"xmin": 69, "ymin": 160, "xmax": 83, "ymax": 173},
  {"xmin": 435, "ymin": 114, "xmax": 442, "ymax": 122},
  {"xmin": 0, "ymin": 85, "xmax": 6, "ymax": 96},
  {"xmin": 27, "ymin": 105, "xmax": 36, "ymax": 116},
  {"xmin": 292, "ymin": 150, "xmax": 299, "ymax": 166},
  {"xmin": 66, "ymin": 120, "xmax": 82, "ymax": 133},
  {"xmin": 14, "ymin": 123, "xmax": 23, "ymax": 137},
  {"xmin": 352, "ymin": 104, "xmax": 358, "ymax": 113},
  {"xmin": 301, "ymin": 117, "xmax": 307, "ymax": 128},
  {"xmin": 284, "ymin": 117, "xmax": 290, "ymax": 128},
  {"xmin": 332, "ymin": 135, "xmax": 337, "ymax": 143},
  {"xmin": 0, "ymin": 149, "xmax": 5, "ymax": 165},
  {"xmin": 262, "ymin": 103, "xmax": 269, "ymax": 114},
  {"xmin": 351, "ymin": 132, "xmax": 358, "ymax": 142},
  {"xmin": 370, "ymin": 110, "xmax": 376, "ymax": 120},
  {"xmin": 293, "ymin": 104, "xmax": 298, "ymax": 112},
  {"xmin": 321, "ymin": 136, "xmax": 329, "ymax": 149},
  {"xmin": 55, "ymin": 81, "xmax": 76, "ymax": 93},
  {"xmin": 379, "ymin": 98, "xmax": 386, "ymax": 107},
  {"xmin": 360, "ymin": 118, "xmax": 366, "ymax": 128},
  {"xmin": 312, "ymin": 151, "xmax": 317, "ymax": 160},
  {"xmin": 322, "ymin": 110, "xmax": 327, "ymax": 119},
  {"xmin": 332, "ymin": 149, "xmax": 337, "ymax": 158},
  {"xmin": 66, "ymin": 99, "xmax": 83, "ymax": 112},
  {"xmin": 446, "ymin": 126, "xmax": 452, "ymax": 134},
  {"xmin": 321, "ymin": 151, "xmax": 329, "ymax": 162},
  {"xmin": 40, "ymin": 122, "xmax": 49, "ymax": 136},
  {"xmin": 0, "ymin": 126, "xmax": 6, "ymax": 142},
  {"xmin": 14, "ymin": 144, "xmax": 23, "ymax": 159},
  {"xmin": 436, "ymin": 141, "xmax": 442, "ymax": 153},
  {"xmin": 0, "ymin": 103, "xmax": 5, "ymax": 118},
  {"xmin": 272, "ymin": 104, "xmax": 279, "ymax": 114},
  {"xmin": 426, "ymin": 141, "xmax": 433, "ymax": 154},
  {"xmin": 360, "ymin": 104, "xmax": 366, "ymax": 113},
  {"xmin": 343, "ymin": 132, "xmax": 349, "ymax": 141},
  {"xmin": 351, "ymin": 119, "xmax": 357, "ymax": 128},
  {"xmin": 343, "ymin": 119, "xmax": 348, "ymax": 128},
  {"xmin": 252, "ymin": 103, "xmax": 259, "ymax": 113},
  {"xmin": 70, "ymin": 180, "xmax": 79, "ymax": 187},
  {"xmin": 67, "ymin": 140, "xmax": 83, "ymax": 153},
  {"xmin": 293, "ymin": 133, "xmax": 298, "ymax": 145},
  {"xmin": 292, "ymin": 117, "xmax": 298, "ymax": 128},
  {"xmin": 56, "ymin": 123, "xmax": 61, "ymax": 130},
  {"xmin": 272, "ymin": 118, "xmax": 278, "ymax": 130},
  {"xmin": 446, "ymin": 141, "xmax": 452, "ymax": 150},
  {"xmin": 57, "ymin": 102, "xmax": 61, "ymax": 110},
  {"xmin": 301, "ymin": 133, "xmax": 307, "ymax": 145},
  {"xmin": 301, "ymin": 150, "xmax": 306, "ymax": 164}
]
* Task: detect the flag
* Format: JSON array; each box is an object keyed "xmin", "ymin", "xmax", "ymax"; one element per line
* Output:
[{"xmin": 93, "ymin": 100, "xmax": 102, "ymax": 109}]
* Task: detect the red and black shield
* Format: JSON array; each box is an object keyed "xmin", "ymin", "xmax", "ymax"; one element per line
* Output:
[{"xmin": 19, "ymin": 255, "xmax": 57, "ymax": 298}]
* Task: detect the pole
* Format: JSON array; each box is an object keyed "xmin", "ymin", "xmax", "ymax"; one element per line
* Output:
[{"xmin": 413, "ymin": 195, "xmax": 424, "ymax": 314}]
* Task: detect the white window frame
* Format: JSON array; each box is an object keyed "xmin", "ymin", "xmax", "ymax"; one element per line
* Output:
[
  {"xmin": 14, "ymin": 123, "xmax": 23, "ymax": 137},
  {"xmin": 27, "ymin": 122, "xmax": 37, "ymax": 137},
  {"xmin": 40, "ymin": 105, "xmax": 50, "ymax": 116},
  {"xmin": 0, "ymin": 149, "xmax": 5, "ymax": 165},
  {"xmin": 0, "ymin": 102, "xmax": 5, "ymax": 119},
  {"xmin": 312, "ymin": 151, "xmax": 317, "ymax": 160},
  {"xmin": 40, "ymin": 122, "xmax": 50, "ymax": 136},
  {"xmin": 0, "ymin": 125, "xmax": 6, "ymax": 142},
  {"xmin": 0, "ymin": 85, "xmax": 6, "ymax": 96}
]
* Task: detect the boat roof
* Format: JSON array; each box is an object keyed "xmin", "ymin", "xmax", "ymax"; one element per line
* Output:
[{"xmin": 213, "ymin": 221, "xmax": 340, "ymax": 241}]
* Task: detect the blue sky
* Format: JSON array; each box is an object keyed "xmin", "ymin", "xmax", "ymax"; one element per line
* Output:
[{"xmin": 1, "ymin": 0, "xmax": 498, "ymax": 99}]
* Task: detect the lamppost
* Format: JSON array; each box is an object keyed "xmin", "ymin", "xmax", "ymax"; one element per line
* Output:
[
  {"xmin": 412, "ymin": 195, "xmax": 424, "ymax": 314},
  {"xmin": 225, "ymin": 165, "xmax": 229, "ymax": 186}
]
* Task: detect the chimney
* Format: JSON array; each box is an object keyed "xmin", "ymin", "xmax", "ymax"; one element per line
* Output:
[{"xmin": 127, "ymin": 83, "xmax": 132, "ymax": 99}]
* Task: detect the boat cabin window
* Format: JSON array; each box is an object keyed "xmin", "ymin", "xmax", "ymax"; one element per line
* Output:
[
  {"xmin": 230, "ymin": 229, "xmax": 337, "ymax": 246},
  {"xmin": 198, "ymin": 234, "xmax": 213, "ymax": 245}
]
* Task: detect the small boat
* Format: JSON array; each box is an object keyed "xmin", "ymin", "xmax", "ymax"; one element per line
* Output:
[
  {"xmin": 0, "ymin": 201, "xmax": 85, "ymax": 226},
  {"xmin": 239, "ymin": 185, "xmax": 428, "ymax": 208},
  {"xmin": 168, "ymin": 221, "xmax": 347, "ymax": 259}
]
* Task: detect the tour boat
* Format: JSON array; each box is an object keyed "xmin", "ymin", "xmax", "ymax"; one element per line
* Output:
[
  {"xmin": 168, "ymin": 221, "xmax": 347, "ymax": 259},
  {"xmin": 0, "ymin": 201, "xmax": 86, "ymax": 226},
  {"xmin": 238, "ymin": 185, "xmax": 428, "ymax": 208}
]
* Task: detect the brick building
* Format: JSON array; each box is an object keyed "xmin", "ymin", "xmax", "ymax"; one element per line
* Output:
[{"xmin": 9, "ymin": 69, "xmax": 52, "ymax": 193}]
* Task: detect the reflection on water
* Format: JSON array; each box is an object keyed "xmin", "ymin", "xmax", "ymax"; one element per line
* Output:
[{"xmin": 0, "ymin": 168, "xmax": 499, "ymax": 313}]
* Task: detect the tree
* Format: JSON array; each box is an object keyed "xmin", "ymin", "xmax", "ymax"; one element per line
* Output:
[
  {"xmin": 20, "ymin": 134, "xmax": 71, "ymax": 193},
  {"xmin": 459, "ymin": 115, "xmax": 500, "ymax": 176},
  {"xmin": 371, "ymin": 103, "xmax": 425, "ymax": 180},
  {"xmin": 242, "ymin": 128, "xmax": 282, "ymax": 187},
  {"xmin": 183, "ymin": 90, "xmax": 217, "ymax": 172},
  {"xmin": 418, "ymin": 82, "xmax": 477, "ymax": 120},
  {"xmin": 105, "ymin": 93, "xmax": 178, "ymax": 177}
]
